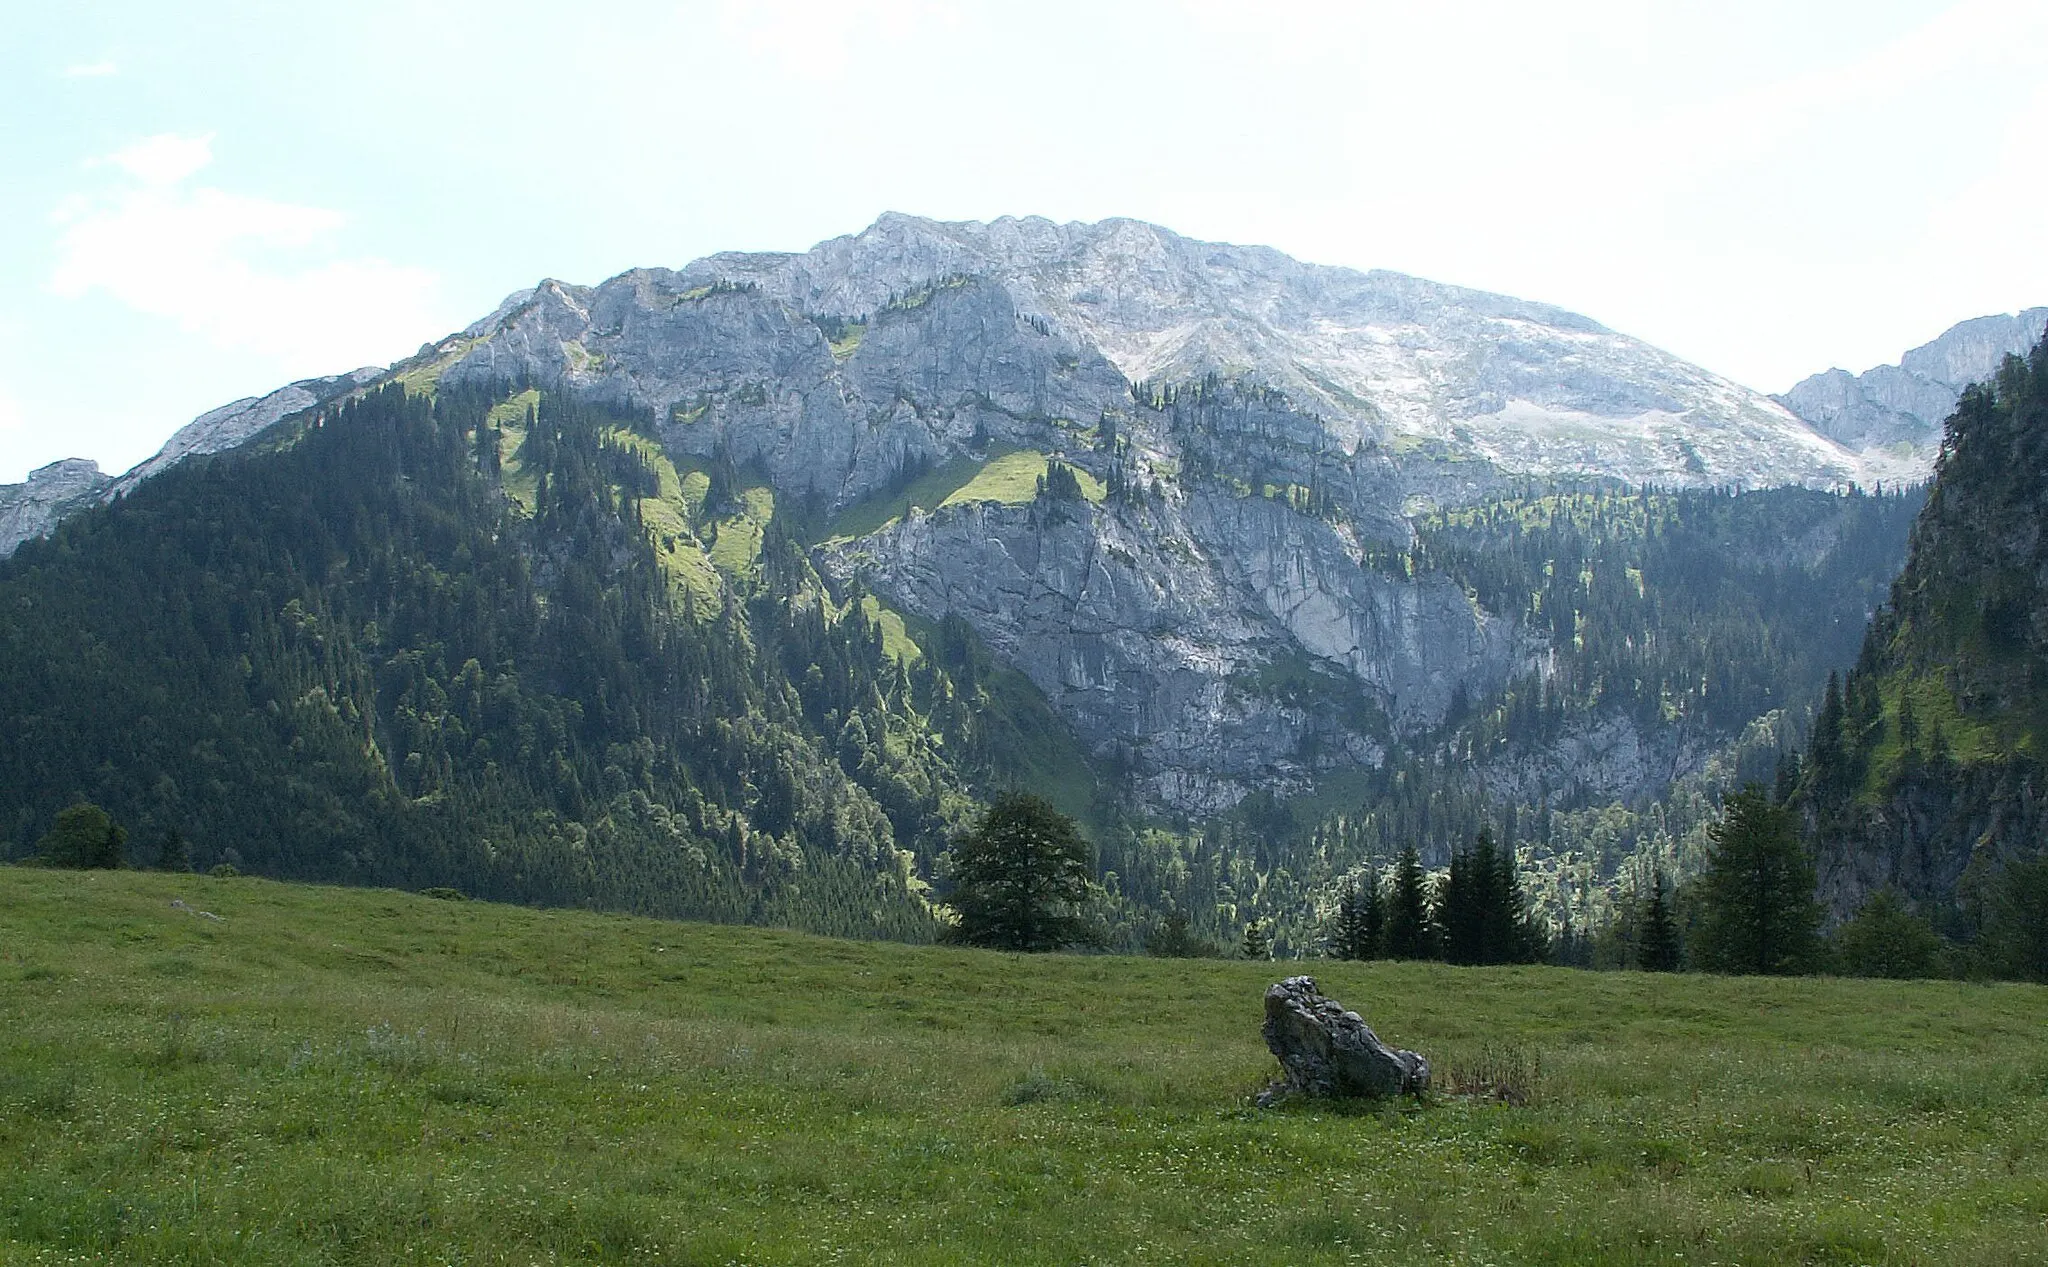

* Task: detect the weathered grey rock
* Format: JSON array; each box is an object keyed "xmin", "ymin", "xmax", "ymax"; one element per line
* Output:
[
  {"xmin": 1259, "ymin": 975, "xmax": 1429, "ymax": 1103},
  {"xmin": 0, "ymin": 458, "xmax": 113, "ymax": 556},
  {"xmin": 681, "ymin": 214, "xmax": 1877, "ymax": 491},
  {"xmin": 1777, "ymin": 308, "xmax": 2048, "ymax": 484}
]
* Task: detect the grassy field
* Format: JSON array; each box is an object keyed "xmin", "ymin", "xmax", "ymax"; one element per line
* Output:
[{"xmin": 2, "ymin": 869, "xmax": 2045, "ymax": 1265}]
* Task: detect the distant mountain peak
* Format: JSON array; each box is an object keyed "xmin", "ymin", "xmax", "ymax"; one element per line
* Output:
[
  {"xmin": 450, "ymin": 210, "xmax": 1882, "ymax": 492},
  {"xmin": 1777, "ymin": 307, "xmax": 2048, "ymax": 484}
]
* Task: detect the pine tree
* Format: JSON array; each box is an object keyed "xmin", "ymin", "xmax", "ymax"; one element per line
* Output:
[
  {"xmin": 1241, "ymin": 920, "xmax": 1271, "ymax": 960},
  {"xmin": 1690, "ymin": 786, "xmax": 1822, "ymax": 975},
  {"xmin": 1637, "ymin": 869, "xmax": 1681, "ymax": 971},
  {"xmin": 1329, "ymin": 877, "xmax": 1382, "ymax": 960},
  {"xmin": 1384, "ymin": 845, "xmax": 1432, "ymax": 960}
]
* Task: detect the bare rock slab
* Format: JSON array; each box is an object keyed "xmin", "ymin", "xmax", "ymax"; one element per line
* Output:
[{"xmin": 1260, "ymin": 975, "xmax": 1429, "ymax": 1103}]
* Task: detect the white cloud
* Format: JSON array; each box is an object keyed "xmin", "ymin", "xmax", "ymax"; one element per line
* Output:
[
  {"xmin": 63, "ymin": 60, "xmax": 119, "ymax": 78},
  {"xmin": 51, "ymin": 134, "xmax": 446, "ymax": 379},
  {"xmin": 101, "ymin": 133, "xmax": 216, "ymax": 186}
]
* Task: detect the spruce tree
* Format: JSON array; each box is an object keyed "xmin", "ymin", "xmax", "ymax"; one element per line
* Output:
[
  {"xmin": 1361, "ymin": 874, "xmax": 1386, "ymax": 957},
  {"xmin": 1986, "ymin": 856, "xmax": 2048, "ymax": 982},
  {"xmin": 1329, "ymin": 880, "xmax": 1380, "ymax": 960},
  {"xmin": 1437, "ymin": 828, "xmax": 1543, "ymax": 965},
  {"xmin": 1638, "ymin": 869, "xmax": 1681, "ymax": 972},
  {"xmin": 1146, "ymin": 910, "xmax": 1209, "ymax": 958},
  {"xmin": 1690, "ymin": 786, "xmax": 1822, "ymax": 975},
  {"xmin": 155, "ymin": 828, "xmax": 193, "ymax": 873},
  {"xmin": 1384, "ymin": 845, "xmax": 1432, "ymax": 960},
  {"xmin": 1241, "ymin": 920, "xmax": 1271, "ymax": 960}
]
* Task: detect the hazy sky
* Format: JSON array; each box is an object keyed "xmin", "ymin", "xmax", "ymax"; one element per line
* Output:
[{"xmin": 5, "ymin": 0, "xmax": 2046, "ymax": 482}]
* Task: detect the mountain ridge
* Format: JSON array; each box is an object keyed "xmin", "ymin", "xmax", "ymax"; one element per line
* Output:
[{"xmin": 8, "ymin": 212, "xmax": 2002, "ymax": 561}]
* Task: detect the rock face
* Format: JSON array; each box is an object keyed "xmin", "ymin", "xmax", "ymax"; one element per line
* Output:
[
  {"xmin": 1777, "ymin": 308, "xmax": 2048, "ymax": 485},
  {"xmin": 449, "ymin": 212, "xmax": 1881, "ymax": 493},
  {"xmin": 1260, "ymin": 976, "xmax": 1429, "ymax": 1102},
  {"xmin": 0, "ymin": 459, "xmax": 114, "ymax": 557}
]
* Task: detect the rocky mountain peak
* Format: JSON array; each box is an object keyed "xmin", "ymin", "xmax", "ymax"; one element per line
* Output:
[
  {"xmin": 1776, "ymin": 307, "xmax": 2048, "ymax": 485},
  {"xmin": 449, "ymin": 212, "xmax": 1882, "ymax": 493}
]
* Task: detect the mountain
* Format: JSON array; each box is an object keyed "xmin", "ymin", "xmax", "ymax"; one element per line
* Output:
[
  {"xmin": 1803, "ymin": 331, "xmax": 2048, "ymax": 921},
  {"xmin": 396, "ymin": 214, "xmax": 1909, "ymax": 809},
  {"xmin": 0, "ymin": 214, "xmax": 1932, "ymax": 945},
  {"xmin": 443, "ymin": 213, "xmax": 1880, "ymax": 496},
  {"xmin": 1777, "ymin": 308, "xmax": 2048, "ymax": 485}
]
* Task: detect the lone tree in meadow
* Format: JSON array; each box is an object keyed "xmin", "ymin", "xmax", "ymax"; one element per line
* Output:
[
  {"xmin": 942, "ymin": 793, "xmax": 1098, "ymax": 952},
  {"xmin": 36, "ymin": 802, "xmax": 127, "ymax": 870},
  {"xmin": 1689, "ymin": 786, "xmax": 1822, "ymax": 975}
]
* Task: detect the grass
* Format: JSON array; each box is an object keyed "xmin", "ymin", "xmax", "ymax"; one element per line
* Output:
[
  {"xmin": 825, "ymin": 452, "xmax": 1108, "ymax": 544},
  {"xmin": 824, "ymin": 452, "xmax": 1014, "ymax": 542},
  {"xmin": 394, "ymin": 338, "xmax": 481, "ymax": 398},
  {"xmin": 604, "ymin": 429, "xmax": 723, "ymax": 612},
  {"xmin": 859, "ymin": 594, "xmax": 921, "ymax": 665},
  {"xmin": 941, "ymin": 452, "xmax": 1104, "ymax": 511},
  {"xmin": 3, "ymin": 869, "xmax": 2046, "ymax": 1265},
  {"xmin": 707, "ymin": 486, "xmax": 775, "ymax": 578}
]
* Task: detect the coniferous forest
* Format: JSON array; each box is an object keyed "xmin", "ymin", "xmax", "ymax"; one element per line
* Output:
[{"xmin": 0, "ymin": 383, "xmax": 1007, "ymax": 937}]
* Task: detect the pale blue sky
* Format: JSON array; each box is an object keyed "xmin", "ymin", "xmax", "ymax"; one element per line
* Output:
[{"xmin": 6, "ymin": 0, "xmax": 2045, "ymax": 482}]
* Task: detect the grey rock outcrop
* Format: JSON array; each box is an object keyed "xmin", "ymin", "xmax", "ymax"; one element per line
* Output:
[
  {"xmin": 110, "ymin": 368, "xmax": 381, "ymax": 498},
  {"xmin": 676, "ymin": 213, "xmax": 1874, "ymax": 491},
  {"xmin": 1259, "ymin": 976, "xmax": 1429, "ymax": 1102},
  {"xmin": 1778, "ymin": 308, "xmax": 2048, "ymax": 484},
  {"xmin": 0, "ymin": 459, "xmax": 114, "ymax": 556}
]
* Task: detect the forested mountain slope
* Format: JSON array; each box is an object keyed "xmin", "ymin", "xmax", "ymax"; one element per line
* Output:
[
  {"xmin": 0, "ymin": 383, "xmax": 1086, "ymax": 938},
  {"xmin": 1804, "ymin": 333, "xmax": 2048, "ymax": 921}
]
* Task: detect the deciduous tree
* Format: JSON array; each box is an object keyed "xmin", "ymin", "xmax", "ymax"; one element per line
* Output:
[{"xmin": 942, "ymin": 794, "xmax": 1097, "ymax": 952}]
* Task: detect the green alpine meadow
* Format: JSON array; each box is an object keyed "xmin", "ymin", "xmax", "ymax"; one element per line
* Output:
[{"xmin": 4, "ymin": 868, "xmax": 2045, "ymax": 1265}]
